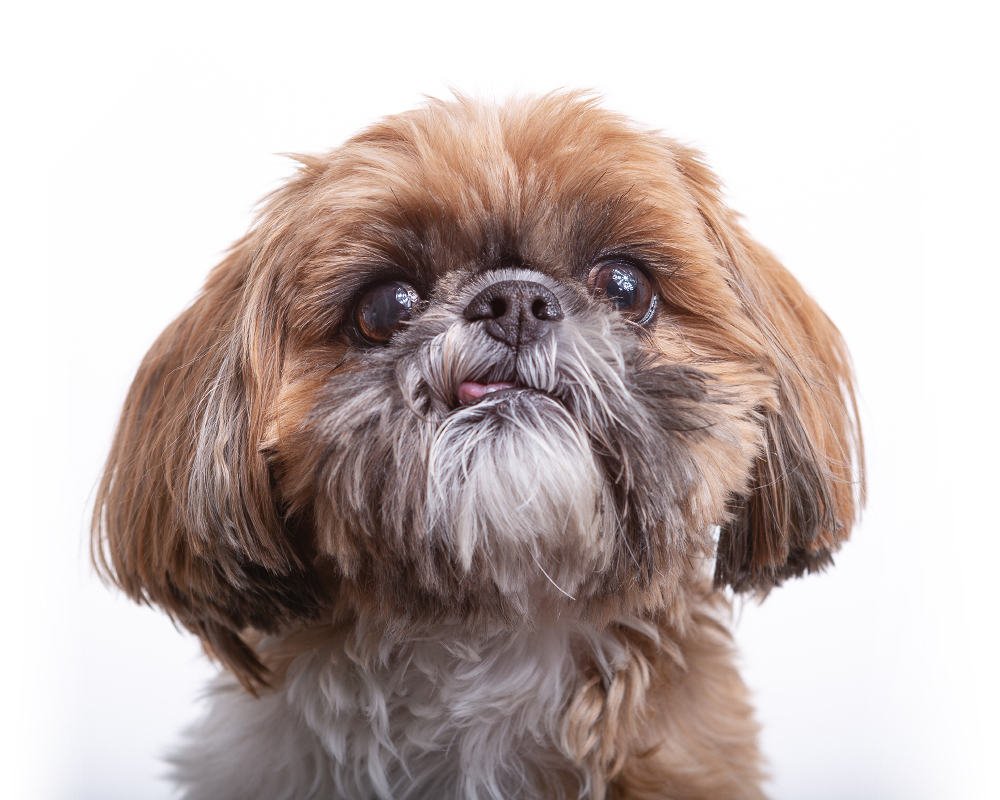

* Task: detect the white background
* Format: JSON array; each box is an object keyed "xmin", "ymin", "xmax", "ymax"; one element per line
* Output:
[{"xmin": 4, "ymin": 2, "xmax": 998, "ymax": 798}]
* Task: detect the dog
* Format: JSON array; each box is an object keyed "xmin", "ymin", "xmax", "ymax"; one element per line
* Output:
[{"xmin": 92, "ymin": 92, "xmax": 863, "ymax": 799}]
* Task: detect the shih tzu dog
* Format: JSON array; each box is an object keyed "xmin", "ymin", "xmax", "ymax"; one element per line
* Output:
[{"xmin": 93, "ymin": 93, "xmax": 863, "ymax": 799}]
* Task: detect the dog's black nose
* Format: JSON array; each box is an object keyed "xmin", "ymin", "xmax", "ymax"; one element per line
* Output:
[{"xmin": 464, "ymin": 280, "xmax": 563, "ymax": 347}]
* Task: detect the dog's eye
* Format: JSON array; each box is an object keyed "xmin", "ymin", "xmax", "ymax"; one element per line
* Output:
[
  {"xmin": 590, "ymin": 262, "xmax": 657, "ymax": 325},
  {"xmin": 354, "ymin": 281, "xmax": 421, "ymax": 344}
]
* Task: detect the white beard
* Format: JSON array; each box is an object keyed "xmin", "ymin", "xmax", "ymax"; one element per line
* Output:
[{"xmin": 169, "ymin": 619, "xmax": 656, "ymax": 800}]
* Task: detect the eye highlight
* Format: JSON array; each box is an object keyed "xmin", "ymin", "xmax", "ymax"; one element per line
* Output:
[
  {"xmin": 353, "ymin": 281, "xmax": 421, "ymax": 344},
  {"xmin": 590, "ymin": 261, "xmax": 657, "ymax": 325}
]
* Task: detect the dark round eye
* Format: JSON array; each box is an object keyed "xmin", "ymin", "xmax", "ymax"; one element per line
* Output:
[
  {"xmin": 354, "ymin": 281, "xmax": 421, "ymax": 344},
  {"xmin": 591, "ymin": 262, "xmax": 657, "ymax": 325}
]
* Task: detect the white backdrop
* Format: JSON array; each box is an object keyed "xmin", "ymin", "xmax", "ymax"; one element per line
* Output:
[{"xmin": 5, "ymin": 2, "xmax": 997, "ymax": 799}]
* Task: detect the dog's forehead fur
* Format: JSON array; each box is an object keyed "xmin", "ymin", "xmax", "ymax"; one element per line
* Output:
[{"xmin": 250, "ymin": 95, "xmax": 734, "ymax": 347}]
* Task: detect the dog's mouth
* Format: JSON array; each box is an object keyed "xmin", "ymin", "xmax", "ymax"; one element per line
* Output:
[
  {"xmin": 455, "ymin": 375, "xmax": 562, "ymax": 408},
  {"xmin": 456, "ymin": 380, "xmax": 522, "ymax": 406}
]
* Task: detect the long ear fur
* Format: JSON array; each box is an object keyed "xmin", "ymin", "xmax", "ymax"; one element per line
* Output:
[
  {"xmin": 676, "ymin": 149, "xmax": 865, "ymax": 592},
  {"xmin": 92, "ymin": 235, "xmax": 326, "ymax": 690}
]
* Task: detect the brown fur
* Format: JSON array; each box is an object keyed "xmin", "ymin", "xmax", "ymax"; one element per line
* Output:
[{"xmin": 93, "ymin": 92, "xmax": 863, "ymax": 796}]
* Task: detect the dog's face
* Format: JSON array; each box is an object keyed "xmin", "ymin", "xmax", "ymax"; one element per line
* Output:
[{"xmin": 93, "ymin": 94, "xmax": 862, "ymax": 687}]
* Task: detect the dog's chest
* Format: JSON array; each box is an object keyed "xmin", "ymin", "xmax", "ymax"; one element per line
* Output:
[{"xmin": 173, "ymin": 623, "xmax": 629, "ymax": 800}]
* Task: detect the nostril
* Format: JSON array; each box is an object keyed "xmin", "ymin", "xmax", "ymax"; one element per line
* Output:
[{"xmin": 464, "ymin": 279, "xmax": 563, "ymax": 346}]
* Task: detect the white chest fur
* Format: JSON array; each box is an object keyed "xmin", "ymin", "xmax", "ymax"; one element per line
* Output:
[{"xmin": 170, "ymin": 621, "xmax": 648, "ymax": 800}]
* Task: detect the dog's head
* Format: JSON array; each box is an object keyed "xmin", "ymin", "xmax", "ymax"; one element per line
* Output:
[{"xmin": 93, "ymin": 93, "xmax": 863, "ymax": 688}]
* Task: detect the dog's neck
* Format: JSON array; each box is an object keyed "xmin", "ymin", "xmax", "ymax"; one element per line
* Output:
[{"xmin": 173, "ymin": 617, "xmax": 661, "ymax": 799}]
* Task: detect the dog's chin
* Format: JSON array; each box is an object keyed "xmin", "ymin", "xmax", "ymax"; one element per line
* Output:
[{"xmin": 427, "ymin": 386, "xmax": 609, "ymax": 598}]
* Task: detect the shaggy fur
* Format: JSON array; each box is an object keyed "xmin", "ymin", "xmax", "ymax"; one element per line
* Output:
[{"xmin": 93, "ymin": 93, "xmax": 863, "ymax": 799}]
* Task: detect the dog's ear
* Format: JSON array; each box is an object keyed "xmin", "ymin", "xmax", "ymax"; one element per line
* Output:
[
  {"xmin": 92, "ymin": 212, "xmax": 326, "ymax": 691},
  {"xmin": 675, "ymin": 147, "xmax": 865, "ymax": 592}
]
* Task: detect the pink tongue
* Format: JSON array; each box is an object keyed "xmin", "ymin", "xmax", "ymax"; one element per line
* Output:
[{"xmin": 457, "ymin": 381, "xmax": 517, "ymax": 405}]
